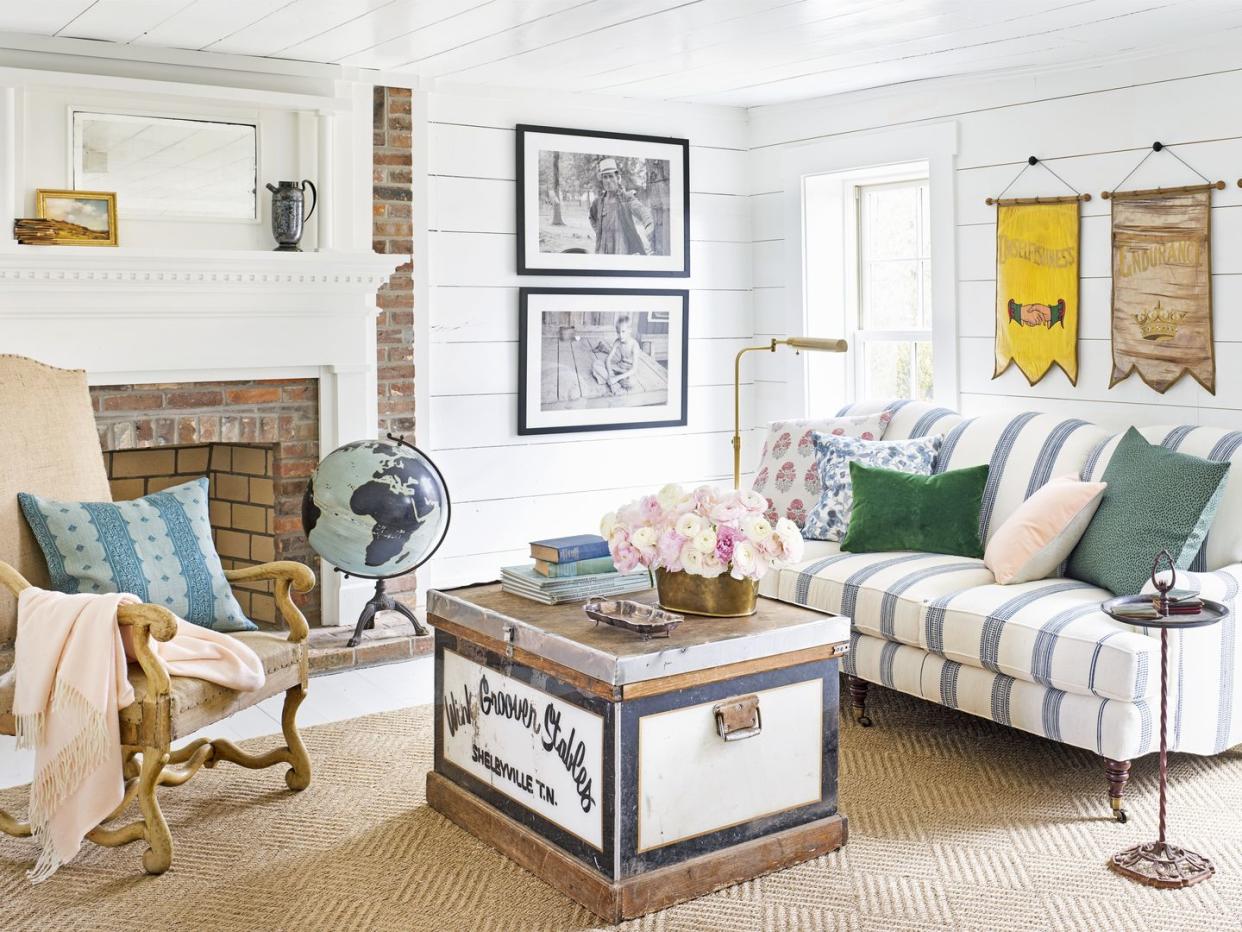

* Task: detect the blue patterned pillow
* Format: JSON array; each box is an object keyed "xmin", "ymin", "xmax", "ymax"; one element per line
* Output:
[
  {"xmin": 803, "ymin": 434, "xmax": 942, "ymax": 542},
  {"xmin": 18, "ymin": 478, "xmax": 255, "ymax": 633}
]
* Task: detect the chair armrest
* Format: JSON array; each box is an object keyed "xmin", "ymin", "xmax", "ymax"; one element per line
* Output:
[
  {"xmin": 224, "ymin": 561, "xmax": 316, "ymax": 643},
  {"xmin": 117, "ymin": 603, "xmax": 179, "ymax": 699},
  {"xmin": 1, "ymin": 558, "xmax": 176, "ymax": 697},
  {"xmin": 0, "ymin": 560, "xmax": 31, "ymax": 597}
]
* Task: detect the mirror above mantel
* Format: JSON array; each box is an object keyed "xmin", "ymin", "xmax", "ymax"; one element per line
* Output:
[{"xmin": 72, "ymin": 110, "xmax": 260, "ymax": 222}]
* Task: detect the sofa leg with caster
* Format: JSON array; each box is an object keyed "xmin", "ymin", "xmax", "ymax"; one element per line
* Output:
[
  {"xmin": 847, "ymin": 676, "xmax": 872, "ymax": 727},
  {"xmin": 1104, "ymin": 757, "xmax": 1130, "ymax": 824}
]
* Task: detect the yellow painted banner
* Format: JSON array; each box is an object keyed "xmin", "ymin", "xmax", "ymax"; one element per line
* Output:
[{"xmin": 993, "ymin": 201, "xmax": 1080, "ymax": 385}]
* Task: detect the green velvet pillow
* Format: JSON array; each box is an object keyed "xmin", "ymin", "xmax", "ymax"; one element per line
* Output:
[
  {"xmin": 1066, "ymin": 427, "xmax": 1230, "ymax": 596},
  {"xmin": 841, "ymin": 462, "xmax": 989, "ymax": 558}
]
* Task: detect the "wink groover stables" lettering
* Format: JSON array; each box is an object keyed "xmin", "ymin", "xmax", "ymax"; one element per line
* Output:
[{"xmin": 444, "ymin": 672, "xmax": 596, "ymax": 814}]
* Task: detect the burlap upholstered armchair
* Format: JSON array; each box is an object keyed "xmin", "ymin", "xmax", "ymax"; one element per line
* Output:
[{"xmin": 0, "ymin": 355, "xmax": 316, "ymax": 875}]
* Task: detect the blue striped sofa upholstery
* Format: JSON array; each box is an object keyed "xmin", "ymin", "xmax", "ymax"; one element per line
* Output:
[{"xmin": 758, "ymin": 400, "xmax": 1242, "ymax": 821}]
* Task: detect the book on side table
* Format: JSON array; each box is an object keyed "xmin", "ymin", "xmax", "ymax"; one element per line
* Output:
[
  {"xmin": 535, "ymin": 555, "xmax": 616, "ymax": 577},
  {"xmin": 530, "ymin": 534, "xmax": 611, "ymax": 563},
  {"xmin": 503, "ymin": 533, "xmax": 641, "ymax": 604},
  {"xmin": 501, "ymin": 565, "xmax": 649, "ymax": 604}
]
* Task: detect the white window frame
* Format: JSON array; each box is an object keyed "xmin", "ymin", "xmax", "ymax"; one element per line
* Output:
[
  {"xmin": 780, "ymin": 121, "xmax": 959, "ymax": 415},
  {"xmin": 850, "ymin": 176, "xmax": 933, "ymax": 401}
]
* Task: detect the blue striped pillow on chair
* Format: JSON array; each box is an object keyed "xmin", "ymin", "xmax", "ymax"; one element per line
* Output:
[{"xmin": 17, "ymin": 477, "xmax": 255, "ymax": 633}]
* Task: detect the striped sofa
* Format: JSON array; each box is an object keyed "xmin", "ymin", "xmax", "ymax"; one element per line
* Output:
[{"xmin": 759, "ymin": 400, "xmax": 1242, "ymax": 822}]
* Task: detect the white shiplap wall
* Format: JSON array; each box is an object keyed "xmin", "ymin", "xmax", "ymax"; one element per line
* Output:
[
  {"xmin": 748, "ymin": 43, "xmax": 1242, "ymax": 433},
  {"xmin": 420, "ymin": 85, "xmax": 756, "ymax": 589}
]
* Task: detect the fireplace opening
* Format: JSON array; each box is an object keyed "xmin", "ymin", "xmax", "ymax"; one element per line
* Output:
[
  {"xmin": 91, "ymin": 379, "xmax": 320, "ymax": 627},
  {"xmin": 103, "ymin": 443, "xmax": 282, "ymax": 625}
]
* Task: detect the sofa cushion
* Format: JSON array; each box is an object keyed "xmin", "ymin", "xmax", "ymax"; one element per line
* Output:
[
  {"xmin": 765, "ymin": 548, "xmax": 1157, "ymax": 702},
  {"xmin": 752, "ymin": 411, "xmax": 892, "ymax": 528},
  {"xmin": 838, "ymin": 404, "xmax": 1115, "ymax": 547},
  {"xmin": 1085, "ymin": 424, "xmax": 1242, "ymax": 572},
  {"xmin": 1069, "ymin": 427, "xmax": 1230, "ymax": 596},
  {"xmin": 846, "ymin": 632, "xmax": 1155, "ymax": 762},
  {"xmin": 1, "ymin": 633, "xmax": 301, "ymax": 743},
  {"xmin": 842, "ymin": 462, "xmax": 988, "ymax": 558},
  {"xmin": 803, "ymin": 434, "xmax": 940, "ymax": 541},
  {"xmin": 985, "ymin": 476, "xmax": 1107, "ymax": 584}
]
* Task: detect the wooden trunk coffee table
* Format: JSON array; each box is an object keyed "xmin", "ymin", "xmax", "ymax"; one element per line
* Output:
[{"xmin": 426, "ymin": 584, "xmax": 850, "ymax": 923}]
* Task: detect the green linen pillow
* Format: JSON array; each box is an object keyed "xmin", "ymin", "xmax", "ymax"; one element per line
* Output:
[
  {"xmin": 18, "ymin": 477, "xmax": 255, "ymax": 633},
  {"xmin": 1066, "ymin": 427, "xmax": 1230, "ymax": 596},
  {"xmin": 841, "ymin": 462, "xmax": 989, "ymax": 558}
]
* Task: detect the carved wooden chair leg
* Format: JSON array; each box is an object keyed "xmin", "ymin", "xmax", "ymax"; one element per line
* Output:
[
  {"xmin": 123, "ymin": 748, "xmax": 141, "ymax": 781},
  {"xmin": 0, "ymin": 807, "xmax": 31, "ymax": 839},
  {"xmin": 847, "ymin": 676, "xmax": 873, "ymax": 727},
  {"xmin": 137, "ymin": 746, "xmax": 174, "ymax": 875},
  {"xmin": 282, "ymin": 684, "xmax": 312, "ymax": 792},
  {"xmin": 1104, "ymin": 757, "xmax": 1131, "ymax": 824}
]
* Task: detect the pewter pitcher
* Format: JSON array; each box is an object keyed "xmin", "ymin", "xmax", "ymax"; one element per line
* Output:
[{"xmin": 266, "ymin": 179, "xmax": 317, "ymax": 252}]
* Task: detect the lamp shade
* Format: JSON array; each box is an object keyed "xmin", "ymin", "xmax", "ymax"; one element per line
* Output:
[{"xmin": 784, "ymin": 337, "xmax": 848, "ymax": 352}]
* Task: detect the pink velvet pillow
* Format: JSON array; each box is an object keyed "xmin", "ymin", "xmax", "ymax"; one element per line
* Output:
[{"xmin": 985, "ymin": 475, "xmax": 1107, "ymax": 584}]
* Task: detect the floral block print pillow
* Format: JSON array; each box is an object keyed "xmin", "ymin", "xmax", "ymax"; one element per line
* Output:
[
  {"xmin": 752, "ymin": 412, "xmax": 892, "ymax": 529},
  {"xmin": 803, "ymin": 433, "xmax": 942, "ymax": 541}
]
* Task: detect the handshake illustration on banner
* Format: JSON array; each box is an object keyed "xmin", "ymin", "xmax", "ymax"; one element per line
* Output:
[{"xmin": 1007, "ymin": 298, "xmax": 1066, "ymax": 328}]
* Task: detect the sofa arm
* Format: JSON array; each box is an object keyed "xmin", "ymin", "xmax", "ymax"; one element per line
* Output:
[
  {"xmin": 1141, "ymin": 563, "xmax": 1242, "ymax": 755},
  {"xmin": 224, "ymin": 561, "xmax": 316, "ymax": 643},
  {"xmin": 1141, "ymin": 563, "xmax": 1242, "ymax": 603}
]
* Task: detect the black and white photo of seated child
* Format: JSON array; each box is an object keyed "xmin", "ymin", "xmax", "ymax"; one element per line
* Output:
[{"xmin": 590, "ymin": 313, "xmax": 638, "ymax": 394}]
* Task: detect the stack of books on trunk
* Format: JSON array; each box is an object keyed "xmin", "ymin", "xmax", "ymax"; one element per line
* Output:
[{"xmin": 501, "ymin": 534, "xmax": 651, "ymax": 604}]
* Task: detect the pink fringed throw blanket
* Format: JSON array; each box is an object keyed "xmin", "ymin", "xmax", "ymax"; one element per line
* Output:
[{"xmin": 6, "ymin": 588, "xmax": 265, "ymax": 882}]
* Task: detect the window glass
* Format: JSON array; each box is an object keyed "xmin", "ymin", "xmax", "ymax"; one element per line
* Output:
[{"xmin": 855, "ymin": 179, "xmax": 932, "ymax": 400}]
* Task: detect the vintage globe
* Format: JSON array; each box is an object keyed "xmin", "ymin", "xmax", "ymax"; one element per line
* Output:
[{"xmin": 302, "ymin": 438, "xmax": 449, "ymax": 578}]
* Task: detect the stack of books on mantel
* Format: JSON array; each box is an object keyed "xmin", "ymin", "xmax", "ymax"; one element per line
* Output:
[
  {"xmin": 13, "ymin": 219, "xmax": 59, "ymax": 245},
  {"xmin": 501, "ymin": 534, "xmax": 650, "ymax": 605}
]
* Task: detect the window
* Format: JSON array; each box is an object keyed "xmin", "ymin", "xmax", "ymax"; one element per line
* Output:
[{"xmin": 850, "ymin": 179, "xmax": 933, "ymax": 401}]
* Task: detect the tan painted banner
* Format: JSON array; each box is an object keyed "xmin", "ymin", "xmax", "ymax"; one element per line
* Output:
[
  {"xmin": 994, "ymin": 201, "xmax": 1080, "ymax": 385},
  {"xmin": 1110, "ymin": 187, "xmax": 1214, "ymax": 394}
]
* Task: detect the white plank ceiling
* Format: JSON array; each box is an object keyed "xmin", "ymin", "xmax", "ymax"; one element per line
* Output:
[{"xmin": 4, "ymin": 0, "xmax": 1242, "ymax": 106}]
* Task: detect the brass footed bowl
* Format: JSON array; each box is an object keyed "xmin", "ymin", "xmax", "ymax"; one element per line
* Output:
[{"xmin": 654, "ymin": 567, "xmax": 759, "ymax": 618}]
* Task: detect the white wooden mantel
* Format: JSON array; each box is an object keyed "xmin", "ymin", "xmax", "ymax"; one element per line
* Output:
[{"xmin": 0, "ymin": 245, "xmax": 406, "ymax": 626}]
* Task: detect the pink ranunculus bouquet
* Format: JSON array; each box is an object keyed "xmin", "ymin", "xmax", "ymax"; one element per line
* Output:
[{"xmin": 600, "ymin": 483, "xmax": 805, "ymax": 581}]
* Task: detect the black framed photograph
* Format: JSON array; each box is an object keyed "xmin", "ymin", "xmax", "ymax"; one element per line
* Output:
[
  {"xmin": 519, "ymin": 288, "xmax": 689, "ymax": 435},
  {"xmin": 516, "ymin": 125, "xmax": 690, "ymax": 277}
]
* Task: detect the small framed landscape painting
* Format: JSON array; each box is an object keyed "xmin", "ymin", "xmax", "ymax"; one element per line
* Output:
[
  {"xmin": 516, "ymin": 124, "xmax": 690, "ymax": 277},
  {"xmin": 519, "ymin": 288, "xmax": 689, "ymax": 435},
  {"xmin": 35, "ymin": 189, "xmax": 117, "ymax": 246}
]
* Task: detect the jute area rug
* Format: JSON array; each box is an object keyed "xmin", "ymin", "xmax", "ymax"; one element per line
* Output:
[{"xmin": 1, "ymin": 689, "xmax": 1240, "ymax": 932}]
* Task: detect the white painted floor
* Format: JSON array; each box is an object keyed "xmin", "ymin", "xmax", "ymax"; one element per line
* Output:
[{"xmin": 0, "ymin": 655, "xmax": 434, "ymax": 790}]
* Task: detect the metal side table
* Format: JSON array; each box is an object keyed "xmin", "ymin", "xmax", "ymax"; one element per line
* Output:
[{"xmin": 1102, "ymin": 563, "xmax": 1228, "ymax": 889}]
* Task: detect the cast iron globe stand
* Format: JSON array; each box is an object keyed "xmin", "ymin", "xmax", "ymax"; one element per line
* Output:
[{"xmin": 319, "ymin": 433, "xmax": 451, "ymax": 648}]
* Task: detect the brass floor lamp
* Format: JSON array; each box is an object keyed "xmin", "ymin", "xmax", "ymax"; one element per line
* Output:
[{"xmin": 732, "ymin": 337, "xmax": 849, "ymax": 488}]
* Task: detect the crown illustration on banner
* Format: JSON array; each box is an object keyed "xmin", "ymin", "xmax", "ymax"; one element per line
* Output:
[{"xmin": 1133, "ymin": 302, "xmax": 1187, "ymax": 342}]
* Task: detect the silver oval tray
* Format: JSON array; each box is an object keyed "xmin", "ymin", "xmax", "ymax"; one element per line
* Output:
[{"xmin": 584, "ymin": 599, "xmax": 684, "ymax": 639}]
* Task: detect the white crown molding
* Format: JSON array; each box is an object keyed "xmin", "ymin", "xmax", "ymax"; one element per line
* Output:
[{"xmin": 0, "ymin": 247, "xmax": 406, "ymax": 292}]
